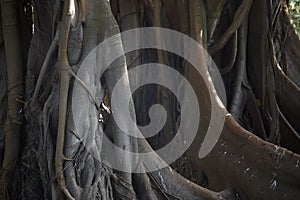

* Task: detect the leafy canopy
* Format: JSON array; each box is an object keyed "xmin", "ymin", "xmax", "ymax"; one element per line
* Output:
[{"xmin": 289, "ymin": 0, "xmax": 300, "ymax": 36}]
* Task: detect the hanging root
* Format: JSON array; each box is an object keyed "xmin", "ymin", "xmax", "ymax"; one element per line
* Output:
[
  {"xmin": 54, "ymin": 0, "xmax": 76, "ymax": 199},
  {"xmin": 32, "ymin": 27, "xmax": 60, "ymax": 102}
]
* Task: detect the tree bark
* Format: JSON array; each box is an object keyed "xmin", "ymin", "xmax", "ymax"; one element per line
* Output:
[{"xmin": 0, "ymin": 0, "xmax": 300, "ymax": 199}]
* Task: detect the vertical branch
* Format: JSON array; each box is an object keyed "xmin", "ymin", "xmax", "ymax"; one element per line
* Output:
[
  {"xmin": 0, "ymin": 0, "xmax": 23, "ymax": 195},
  {"xmin": 54, "ymin": 0, "xmax": 75, "ymax": 199}
]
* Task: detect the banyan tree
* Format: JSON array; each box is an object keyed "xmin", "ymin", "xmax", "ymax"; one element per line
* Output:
[{"xmin": 0, "ymin": 0, "xmax": 300, "ymax": 199}]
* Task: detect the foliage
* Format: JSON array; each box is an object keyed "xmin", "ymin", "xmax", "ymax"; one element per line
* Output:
[{"xmin": 289, "ymin": 0, "xmax": 300, "ymax": 36}]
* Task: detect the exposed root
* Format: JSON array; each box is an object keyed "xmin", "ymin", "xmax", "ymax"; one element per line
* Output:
[{"xmin": 209, "ymin": 0, "xmax": 253, "ymax": 55}]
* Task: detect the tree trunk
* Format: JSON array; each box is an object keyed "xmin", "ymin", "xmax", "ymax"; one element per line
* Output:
[{"xmin": 0, "ymin": 0, "xmax": 300, "ymax": 199}]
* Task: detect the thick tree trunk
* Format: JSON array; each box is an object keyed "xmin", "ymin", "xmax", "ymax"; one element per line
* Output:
[
  {"xmin": 0, "ymin": 0, "xmax": 25, "ymax": 197},
  {"xmin": 0, "ymin": 0, "xmax": 299, "ymax": 199}
]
